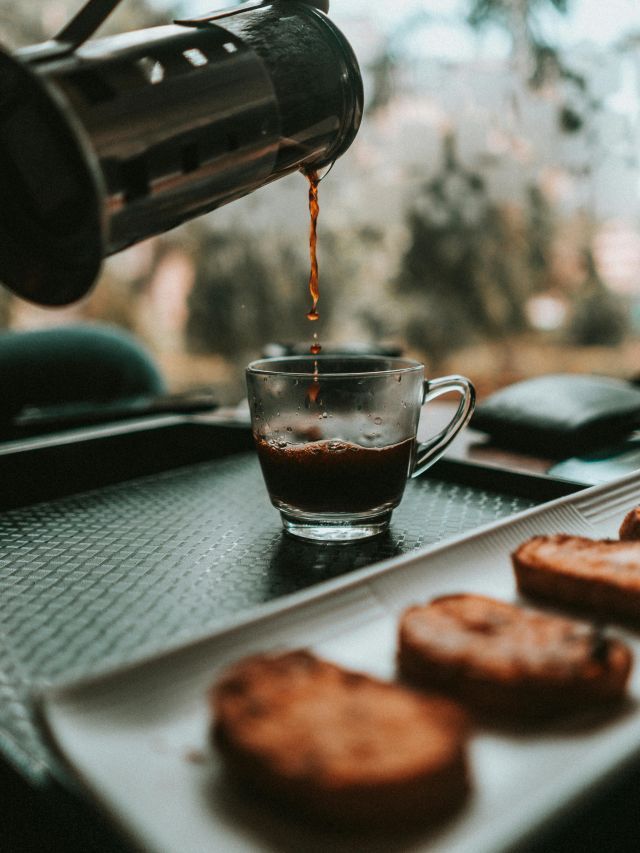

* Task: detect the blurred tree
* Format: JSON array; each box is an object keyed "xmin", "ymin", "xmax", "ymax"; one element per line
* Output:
[
  {"xmin": 187, "ymin": 233, "xmax": 270, "ymax": 357},
  {"xmin": 567, "ymin": 249, "xmax": 629, "ymax": 346},
  {"xmin": 186, "ymin": 229, "xmax": 315, "ymax": 358},
  {"xmin": 367, "ymin": 47, "xmax": 397, "ymax": 115},
  {"xmin": 526, "ymin": 185, "xmax": 557, "ymax": 293},
  {"xmin": 471, "ymin": 0, "xmax": 638, "ymax": 354},
  {"xmin": 468, "ymin": 0, "xmax": 569, "ymax": 29},
  {"xmin": 395, "ymin": 132, "xmax": 532, "ymax": 361},
  {"xmin": 365, "ymin": 7, "xmax": 434, "ymax": 117}
]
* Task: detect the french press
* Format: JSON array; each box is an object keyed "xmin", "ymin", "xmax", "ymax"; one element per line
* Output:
[{"xmin": 0, "ymin": 0, "xmax": 363, "ymax": 305}]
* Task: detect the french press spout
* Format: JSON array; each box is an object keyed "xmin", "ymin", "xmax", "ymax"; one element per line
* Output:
[{"xmin": 0, "ymin": 0, "xmax": 363, "ymax": 305}]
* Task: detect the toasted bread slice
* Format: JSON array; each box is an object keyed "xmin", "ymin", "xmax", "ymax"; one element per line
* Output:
[
  {"xmin": 211, "ymin": 650, "xmax": 470, "ymax": 829},
  {"xmin": 513, "ymin": 533, "xmax": 640, "ymax": 624},
  {"xmin": 620, "ymin": 507, "xmax": 640, "ymax": 541},
  {"xmin": 398, "ymin": 593, "xmax": 632, "ymax": 720}
]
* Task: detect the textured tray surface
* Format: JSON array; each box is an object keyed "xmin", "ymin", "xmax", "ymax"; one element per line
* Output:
[{"xmin": 0, "ymin": 451, "xmax": 538, "ymax": 780}]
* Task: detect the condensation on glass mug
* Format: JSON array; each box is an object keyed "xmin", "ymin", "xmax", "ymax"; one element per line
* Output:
[{"xmin": 246, "ymin": 355, "xmax": 475, "ymax": 543}]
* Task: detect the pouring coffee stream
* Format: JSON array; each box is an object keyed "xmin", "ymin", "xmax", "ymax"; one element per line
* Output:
[
  {"xmin": 305, "ymin": 167, "xmax": 322, "ymax": 402},
  {"xmin": 306, "ymin": 168, "xmax": 321, "ymax": 325}
]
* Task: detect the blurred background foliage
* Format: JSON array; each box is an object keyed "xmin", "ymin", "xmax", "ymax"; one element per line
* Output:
[{"xmin": 1, "ymin": 0, "xmax": 640, "ymax": 402}]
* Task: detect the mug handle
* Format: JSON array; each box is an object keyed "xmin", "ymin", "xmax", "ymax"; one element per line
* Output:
[{"xmin": 413, "ymin": 375, "xmax": 476, "ymax": 477}]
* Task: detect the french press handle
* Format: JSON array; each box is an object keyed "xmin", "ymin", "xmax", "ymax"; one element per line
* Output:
[
  {"xmin": 21, "ymin": 0, "xmax": 332, "ymax": 64},
  {"xmin": 18, "ymin": 0, "xmax": 124, "ymax": 63}
]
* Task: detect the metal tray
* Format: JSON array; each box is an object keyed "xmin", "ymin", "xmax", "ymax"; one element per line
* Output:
[{"xmin": 0, "ymin": 416, "xmax": 585, "ymax": 786}]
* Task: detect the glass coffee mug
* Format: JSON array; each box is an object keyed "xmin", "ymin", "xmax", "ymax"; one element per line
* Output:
[{"xmin": 246, "ymin": 356, "xmax": 475, "ymax": 543}]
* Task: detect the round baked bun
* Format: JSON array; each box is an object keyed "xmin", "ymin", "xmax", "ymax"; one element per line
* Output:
[
  {"xmin": 398, "ymin": 593, "xmax": 632, "ymax": 721},
  {"xmin": 211, "ymin": 650, "xmax": 470, "ymax": 829}
]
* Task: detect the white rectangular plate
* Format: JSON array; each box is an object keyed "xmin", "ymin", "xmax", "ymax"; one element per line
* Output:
[{"xmin": 37, "ymin": 471, "xmax": 640, "ymax": 853}]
